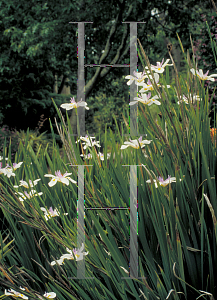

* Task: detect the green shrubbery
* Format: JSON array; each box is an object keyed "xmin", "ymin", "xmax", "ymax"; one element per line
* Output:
[{"xmin": 0, "ymin": 125, "xmax": 20, "ymax": 160}]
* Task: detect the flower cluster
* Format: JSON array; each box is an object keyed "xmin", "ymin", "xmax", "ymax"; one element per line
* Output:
[
  {"xmin": 120, "ymin": 60, "xmax": 188, "ymax": 187},
  {"xmin": 146, "ymin": 175, "xmax": 181, "ymax": 188},
  {"xmin": 0, "ymin": 159, "xmax": 76, "ymax": 220},
  {"xmin": 0, "ymin": 161, "xmax": 23, "ymax": 178},
  {"xmin": 15, "ymin": 190, "xmax": 43, "ymax": 202},
  {"xmin": 125, "ymin": 58, "xmax": 172, "ymax": 107},
  {"xmin": 177, "ymin": 94, "xmax": 202, "ymax": 105},
  {"xmin": 76, "ymin": 135, "xmax": 111, "ymax": 161},
  {"xmin": 51, "ymin": 243, "xmax": 88, "ymax": 266},
  {"xmin": 5, "ymin": 287, "xmax": 56, "ymax": 299},
  {"xmin": 60, "ymin": 98, "xmax": 111, "ymax": 160},
  {"xmin": 41, "ymin": 206, "xmax": 68, "ymax": 221}
]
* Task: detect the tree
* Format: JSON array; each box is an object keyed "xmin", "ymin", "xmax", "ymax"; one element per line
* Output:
[{"xmin": 0, "ymin": 0, "xmax": 212, "ymax": 137}]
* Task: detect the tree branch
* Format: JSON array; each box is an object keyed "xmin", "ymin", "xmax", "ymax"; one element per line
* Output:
[
  {"xmin": 58, "ymin": 74, "xmax": 67, "ymax": 94},
  {"xmin": 83, "ymin": 3, "xmax": 133, "ymax": 99}
]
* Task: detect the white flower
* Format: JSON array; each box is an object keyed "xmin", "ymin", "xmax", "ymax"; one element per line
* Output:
[
  {"xmin": 43, "ymin": 292, "xmax": 56, "ymax": 299},
  {"xmin": 97, "ymin": 152, "xmax": 111, "ymax": 160},
  {"xmin": 80, "ymin": 152, "xmax": 110, "ymax": 160},
  {"xmin": 120, "ymin": 136, "xmax": 152, "ymax": 150},
  {"xmin": 2, "ymin": 162, "xmax": 23, "ymax": 178},
  {"xmin": 11, "ymin": 162, "xmax": 23, "ymax": 170},
  {"xmin": 82, "ymin": 140, "xmax": 101, "ymax": 150},
  {"xmin": 76, "ymin": 135, "xmax": 101, "ymax": 149},
  {"xmin": 41, "ymin": 206, "xmax": 68, "ymax": 221},
  {"xmin": 0, "ymin": 163, "xmax": 16, "ymax": 178},
  {"xmin": 5, "ymin": 287, "xmax": 28, "ymax": 299},
  {"xmin": 75, "ymin": 135, "xmax": 95, "ymax": 144},
  {"xmin": 146, "ymin": 175, "xmax": 183, "ymax": 188},
  {"xmin": 37, "ymin": 292, "xmax": 56, "ymax": 300},
  {"xmin": 139, "ymin": 73, "xmax": 160, "ymax": 92},
  {"xmin": 50, "ymin": 243, "xmax": 88, "ymax": 266},
  {"xmin": 131, "ymin": 92, "xmax": 161, "ymax": 106},
  {"xmin": 0, "ymin": 156, "xmax": 8, "ymax": 160},
  {"xmin": 44, "ymin": 170, "xmax": 77, "ymax": 187},
  {"xmin": 3, "ymin": 169, "xmax": 16, "ymax": 178},
  {"xmin": 80, "ymin": 153, "xmax": 93, "ymax": 159},
  {"xmin": 14, "ymin": 179, "xmax": 41, "ymax": 189},
  {"xmin": 190, "ymin": 68, "xmax": 217, "ymax": 81},
  {"xmin": 15, "ymin": 190, "xmax": 43, "ymax": 201},
  {"xmin": 60, "ymin": 97, "xmax": 89, "ymax": 110},
  {"xmin": 177, "ymin": 94, "xmax": 202, "ymax": 105},
  {"xmin": 120, "ymin": 266, "xmax": 129, "ymax": 274},
  {"xmin": 125, "ymin": 70, "xmax": 151, "ymax": 86},
  {"xmin": 149, "ymin": 58, "xmax": 173, "ymax": 73}
]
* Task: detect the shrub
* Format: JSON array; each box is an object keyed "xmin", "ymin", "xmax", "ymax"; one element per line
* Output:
[{"xmin": 0, "ymin": 125, "xmax": 20, "ymax": 160}]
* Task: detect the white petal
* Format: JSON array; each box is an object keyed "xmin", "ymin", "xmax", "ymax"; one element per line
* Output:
[
  {"xmin": 120, "ymin": 145, "xmax": 129, "ymax": 149},
  {"xmin": 60, "ymin": 178, "xmax": 69, "ymax": 185},
  {"xmin": 120, "ymin": 266, "xmax": 129, "ymax": 274},
  {"xmin": 67, "ymin": 177, "xmax": 77, "ymax": 184},
  {"xmin": 129, "ymin": 101, "xmax": 138, "ymax": 105},
  {"xmin": 48, "ymin": 179, "xmax": 58, "ymax": 187},
  {"xmin": 78, "ymin": 102, "xmax": 88, "ymax": 107},
  {"xmin": 60, "ymin": 104, "xmax": 74, "ymax": 110}
]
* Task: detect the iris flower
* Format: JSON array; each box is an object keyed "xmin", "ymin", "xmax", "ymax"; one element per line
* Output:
[
  {"xmin": 131, "ymin": 92, "xmax": 161, "ymax": 106},
  {"xmin": 76, "ymin": 135, "xmax": 95, "ymax": 144},
  {"xmin": 149, "ymin": 58, "xmax": 173, "ymax": 73},
  {"xmin": 41, "ymin": 207, "xmax": 68, "ymax": 221},
  {"xmin": 82, "ymin": 140, "xmax": 101, "ymax": 150},
  {"xmin": 10, "ymin": 162, "xmax": 23, "ymax": 170},
  {"xmin": 125, "ymin": 70, "xmax": 151, "ymax": 86},
  {"xmin": 50, "ymin": 243, "xmax": 88, "ymax": 266},
  {"xmin": 15, "ymin": 190, "xmax": 43, "ymax": 201},
  {"xmin": 80, "ymin": 153, "xmax": 93, "ymax": 159},
  {"xmin": 60, "ymin": 97, "xmax": 89, "ymax": 110},
  {"xmin": 97, "ymin": 152, "xmax": 111, "ymax": 160},
  {"xmin": 5, "ymin": 287, "xmax": 28, "ymax": 299},
  {"xmin": 75, "ymin": 135, "xmax": 101, "ymax": 149},
  {"xmin": 14, "ymin": 179, "xmax": 41, "ymax": 189},
  {"xmin": 0, "ymin": 156, "xmax": 8, "ymax": 160},
  {"xmin": 120, "ymin": 136, "xmax": 152, "ymax": 150},
  {"xmin": 139, "ymin": 73, "xmax": 160, "ymax": 92},
  {"xmin": 37, "ymin": 292, "xmax": 56, "ymax": 299},
  {"xmin": 146, "ymin": 175, "xmax": 183, "ymax": 188},
  {"xmin": 190, "ymin": 68, "xmax": 217, "ymax": 81},
  {"xmin": 44, "ymin": 170, "xmax": 77, "ymax": 187},
  {"xmin": 177, "ymin": 94, "xmax": 201, "ymax": 105},
  {"xmin": 0, "ymin": 163, "xmax": 15, "ymax": 178},
  {"xmin": 3, "ymin": 162, "xmax": 23, "ymax": 178},
  {"xmin": 80, "ymin": 152, "xmax": 110, "ymax": 160}
]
